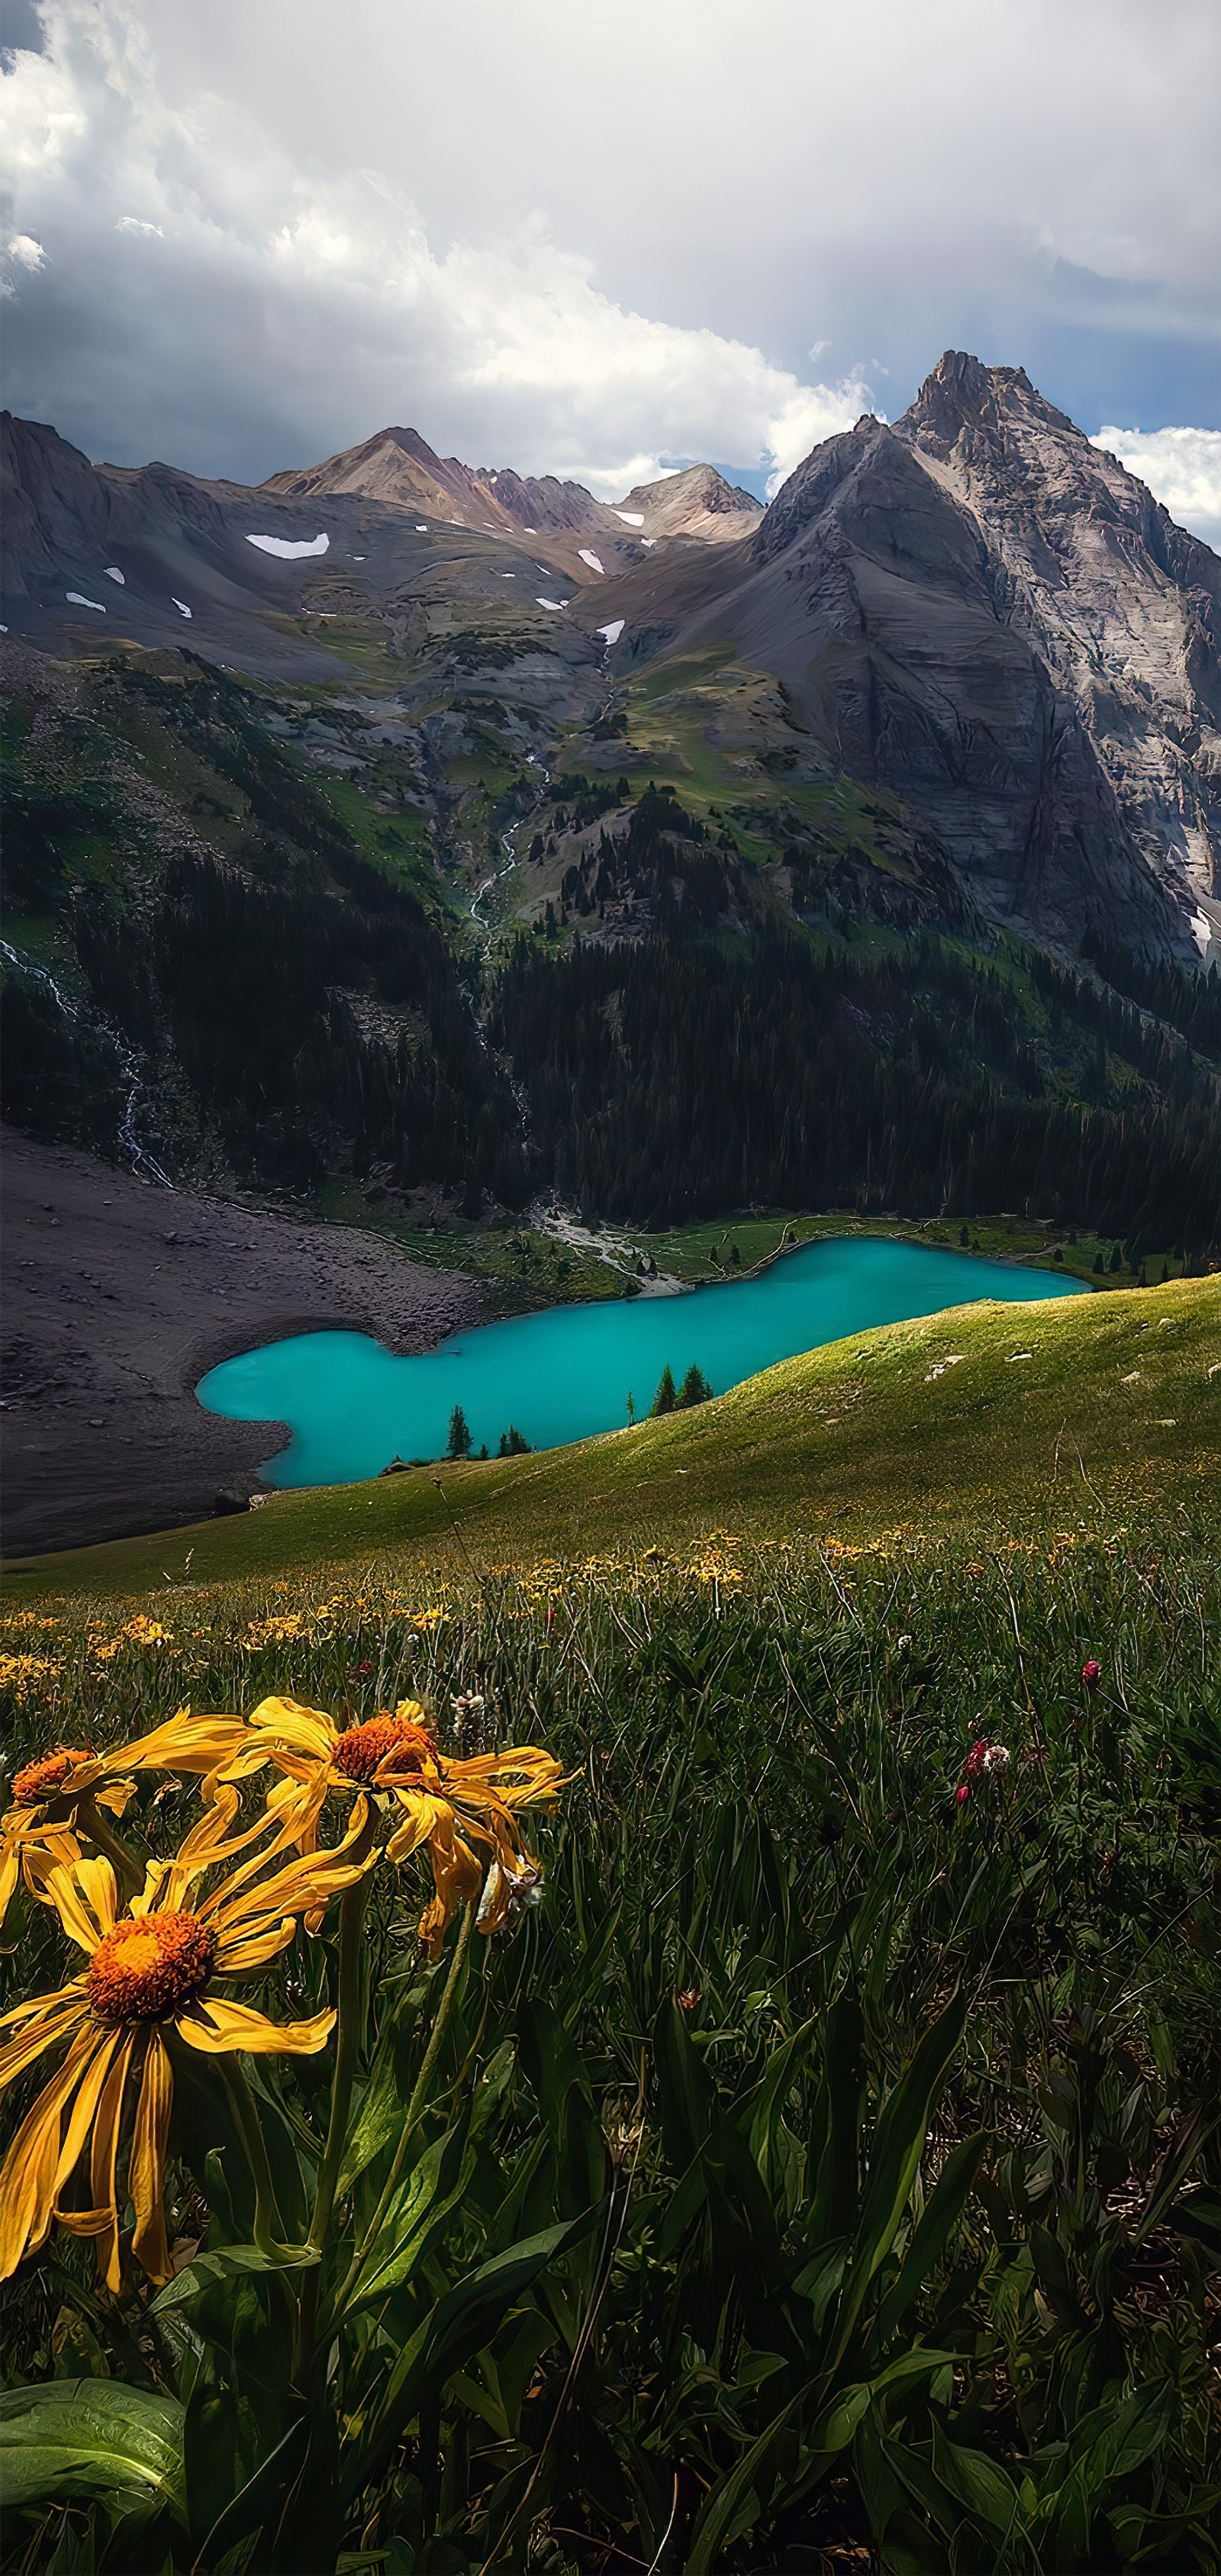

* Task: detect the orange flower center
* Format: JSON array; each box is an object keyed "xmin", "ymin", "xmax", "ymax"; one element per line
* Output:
[
  {"xmin": 11, "ymin": 1746, "xmax": 92, "ymax": 1807},
  {"xmin": 333, "ymin": 1713, "xmax": 437, "ymax": 1785},
  {"xmin": 88, "ymin": 1911, "xmax": 215, "ymax": 2024}
]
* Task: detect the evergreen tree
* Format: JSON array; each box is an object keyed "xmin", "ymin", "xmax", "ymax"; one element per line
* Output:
[
  {"xmin": 959, "ymin": 1224, "xmax": 970, "ymax": 1247},
  {"xmin": 1109, "ymin": 1244, "xmax": 1123, "ymax": 1273},
  {"xmin": 1093, "ymin": 1251, "xmax": 1104, "ymax": 1273},
  {"xmin": 446, "ymin": 1405, "xmax": 472, "ymax": 1460},
  {"xmin": 730, "ymin": 1244, "xmax": 741, "ymax": 1267},
  {"xmin": 626, "ymin": 1390, "xmax": 636, "ymax": 1425},
  {"xmin": 498, "ymin": 1425, "xmax": 530, "ymax": 1455},
  {"xmin": 650, "ymin": 1364, "xmax": 677, "ymax": 1416},
  {"xmin": 678, "ymin": 1364, "xmax": 714, "ymax": 1407}
]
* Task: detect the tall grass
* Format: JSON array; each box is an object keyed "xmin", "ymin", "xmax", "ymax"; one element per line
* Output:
[{"xmin": 1, "ymin": 1518, "xmax": 1217, "ymax": 2570}]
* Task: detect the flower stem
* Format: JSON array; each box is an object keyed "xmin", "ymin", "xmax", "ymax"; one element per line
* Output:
[
  {"xmin": 222, "ymin": 2059, "xmax": 285, "ymax": 2253},
  {"xmin": 324, "ymin": 1906, "xmax": 473, "ymax": 2336},
  {"xmin": 295, "ymin": 1872, "xmax": 371, "ymax": 2376}
]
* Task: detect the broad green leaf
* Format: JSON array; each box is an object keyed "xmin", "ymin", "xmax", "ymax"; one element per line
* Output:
[
  {"xmin": 148, "ymin": 2240, "xmax": 319, "ymax": 2314},
  {"xmin": 929, "ymin": 2424, "xmax": 1023, "ymax": 2541},
  {"xmin": 0, "ymin": 2380, "xmax": 186, "ymax": 2526}
]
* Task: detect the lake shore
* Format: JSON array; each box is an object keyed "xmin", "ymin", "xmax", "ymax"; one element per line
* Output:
[{"xmin": 0, "ymin": 1128, "xmax": 488, "ymax": 1557}]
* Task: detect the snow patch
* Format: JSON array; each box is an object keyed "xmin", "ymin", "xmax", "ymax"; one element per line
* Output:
[
  {"xmin": 578, "ymin": 549, "xmax": 604, "ymax": 574},
  {"xmin": 524, "ymin": 526, "xmax": 537, "ymax": 533},
  {"xmin": 640, "ymin": 537, "xmax": 657, "ymax": 548},
  {"xmin": 246, "ymin": 531, "xmax": 330, "ymax": 559},
  {"xmin": 104, "ymin": 566, "xmax": 125, "ymax": 584},
  {"xmin": 597, "ymin": 619, "xmax": 625, "ymax": 646},
  {"xmin": 536, "ymin": 597, "xmax": 570, "ymax": 611},
  {"xmin": 1189, "ymin": 910, "xmax": 1211, "ymax": 954},
  {"xmin": 415, "ymin": 523, "xmax": 428, "ymax": 531},
  {"xmin": 172, "ymin": 599, "xmax": 192, "ymax": 618},
  {"xmin": 613, "ymin": 510, "xmax": 645, "ymax": 526},
  {"xmin": 66, "ymin": 591, "xmax": 105, "ymax": 612}
]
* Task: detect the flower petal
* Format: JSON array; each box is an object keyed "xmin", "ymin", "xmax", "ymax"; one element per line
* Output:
[
  {"xmin": 385, "ymin": 1791, "xmax": 454, "ymax": 1865},
  {"xmin": 0, "ymin": 1991, "xmax": 89, "ymax": 2087},
  {"xmin": 129, "ymin": 2032, "xmax": 174, "ymax": 2281},
  {"xmin": 176, "ymin": 1997, "xmax": 336, "ymax": 2055},
  {"xmin": 41, "ymin": 1851, "xmax": 118, "ymax": 1953},
  {"xmin": 0, "ymin": 2020, "xmax": 110, "ymax": 2280}
]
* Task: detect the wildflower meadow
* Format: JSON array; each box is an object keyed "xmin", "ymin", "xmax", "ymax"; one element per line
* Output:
[{"xmin": 0, "ymin": 1515, "xmax": 1217, "ymax": 2572}]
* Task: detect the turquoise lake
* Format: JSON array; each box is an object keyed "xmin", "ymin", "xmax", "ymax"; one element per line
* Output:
[{"xmin": 197, "ymin": 1236, "xmax": 1087, "ymax": 1489}]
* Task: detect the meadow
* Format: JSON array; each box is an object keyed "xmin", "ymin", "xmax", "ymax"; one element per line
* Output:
[{"xmin": 0, "ymin": 1280, "xmax": 1217, "ymax": 2571}]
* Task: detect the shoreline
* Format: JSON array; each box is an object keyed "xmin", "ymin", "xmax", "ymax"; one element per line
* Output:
[{"xmin": 0, "ymin": 1127, "xmax": 488, "ymax": 1557}]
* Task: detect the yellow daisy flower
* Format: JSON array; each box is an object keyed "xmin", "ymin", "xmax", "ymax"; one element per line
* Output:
[
  {"xmin": 0, "ymin": 1711, "xmax": 247, "ymax": 1931},
  {"xmin": 224, "ymin": 1697, "xmax": 566, "ymax": 1956},
  {"xmin": 0, "ymin": 1791, "xmax": 369, "ymax": 2290}
]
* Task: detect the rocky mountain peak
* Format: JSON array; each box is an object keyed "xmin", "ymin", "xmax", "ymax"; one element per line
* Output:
[
  {"xmin": 903, "ymin": 349, "xmax": 1077, "ymax": 457},
  {"xmin": 615, "ymin": 462, "xmax": 762, "ymax": 542}
]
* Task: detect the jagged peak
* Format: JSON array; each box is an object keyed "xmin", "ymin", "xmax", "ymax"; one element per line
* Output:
[{"xmin": 903, "ymin": 351, "xmax": 1077, "ymax": 445}]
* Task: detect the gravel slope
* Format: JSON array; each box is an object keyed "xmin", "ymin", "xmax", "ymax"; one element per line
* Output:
[{"xmin": 1, "ymin": 1126, "xmax": 485, "ymax": 1554}]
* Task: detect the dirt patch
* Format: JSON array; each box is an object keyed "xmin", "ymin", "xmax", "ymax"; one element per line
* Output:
[{"xmin": 1, "ymin": 1127, "xmax": 485, "ymax": 1555}]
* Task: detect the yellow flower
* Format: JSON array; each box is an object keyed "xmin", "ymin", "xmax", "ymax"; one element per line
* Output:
[
  {"xmin": 224, "ymin": 1698, "xmax": 566, "ymax": 1956},
  {"xmin": 0, "ymin": 1794, "xmax": 368, "ymax": 2289},
  {"xmin": 0, "ymin": 1711, "xmax": 248, "ymax": 1931}
]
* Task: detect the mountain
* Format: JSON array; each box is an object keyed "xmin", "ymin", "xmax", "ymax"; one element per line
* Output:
[
  {"xmin": 614, "ymin": 462, "xmax": 762, "ymax": 542},
  {"xmin": 2, "ymin": 357, "xmax": 1219, "ymax": 1260},
  {"xmin": 261, "ymin": 423, "xmax": 519, "ymax": 530},
  {"xmin": 260, "ymin": 424, "xmax": 760, "ymax": 549}
]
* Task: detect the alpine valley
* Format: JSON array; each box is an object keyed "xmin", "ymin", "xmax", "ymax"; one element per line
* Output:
[{"xmin": 2, "ymin": 348, "xmax": 1219, "ymax": 1348}]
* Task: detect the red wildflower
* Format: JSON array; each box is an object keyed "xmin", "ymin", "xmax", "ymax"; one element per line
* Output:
[
  {"xmin": 955, "ymin": 1783, "xmax": 971, "ymax": 1805},
  {"xmin": 1081, "ymin": 1660, "xmax": 1101, "ymax": 1690}
]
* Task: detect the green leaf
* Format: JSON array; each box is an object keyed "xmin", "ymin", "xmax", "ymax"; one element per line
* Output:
[
  {"xmin": 685, "ymin": 2397, "xmax": 797, "ymax": 2575},
  {"xmin": 929, "ymin": 2424, "xmax": 1023, "ymax": 2542},
  {"xmin": 148, "ymin": 2240, "xmax": 319, "ymax": 2314},
  {"xmin": 0, "ymin": 2380, "xmax": 186, "ymax": 2527},
  {"xmin": 875, "ymin": 2133, "xmax": 988, "ymax": 2342}
]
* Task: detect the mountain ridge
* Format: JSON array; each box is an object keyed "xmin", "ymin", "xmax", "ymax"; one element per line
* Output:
[{"xmin": 1, "ymin": 352, "xmax": 1218, "ymax": 964}]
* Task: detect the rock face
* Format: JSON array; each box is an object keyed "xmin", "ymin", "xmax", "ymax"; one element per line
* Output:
[
  {"xmin": 747, "ymin": 356, "xmax": 1221, "ymax": 958},
  {"xmin": 894, "ymin": 354, "xmax": 1221, "ymax": 931}
]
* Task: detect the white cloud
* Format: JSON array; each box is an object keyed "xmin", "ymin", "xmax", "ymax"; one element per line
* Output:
[
  {"xmin": 6, "ymin": 228, "xmax": 44, "ymax": 263},
  {"xmin": 1091, "ymin": 425, "xmax": 1221, "ymax": 552},
  {"xmin": 0, "ymin": 1, "xmax": 1215, "ymax": 497}
]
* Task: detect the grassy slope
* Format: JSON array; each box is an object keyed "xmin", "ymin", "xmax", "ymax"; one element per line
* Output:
[{"xmin": 6, "ymin": 1276, "xmax": 1217, "ymax": 1605}]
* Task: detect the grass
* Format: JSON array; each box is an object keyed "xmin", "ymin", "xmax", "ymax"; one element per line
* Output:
[
  {"xmin": 1, "ymin": 1460, "xmax": 1217, "ymax": 2568},
  {"xmin": 5, "ymin": 1276, "xmax": 1216, "ymax": 1607}
]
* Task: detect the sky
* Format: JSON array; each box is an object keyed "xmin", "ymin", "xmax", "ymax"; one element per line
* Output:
[{"xmin": 2, "ymin": 0, "xmax": 1219, "ymax": 543}]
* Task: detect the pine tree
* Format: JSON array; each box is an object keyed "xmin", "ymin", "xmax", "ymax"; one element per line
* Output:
[
  {"xmin": 1093, "ymin": 1251, "xmax": 1104, "ymax": 1273},
  {"xmin": 650, "ymin": 1364, "xmax": 677, "ymax": 1416},
  {"xmin": 678, "ymin": 1364, "xmax": 713, "ymax": 1407},
  {"xmin": 446, "ymin": 1405, "xmax": 472, "ymax": 1460},
  {"xmin": 498, "ymin": 1425, "xmax": 530, "ymax": 1455},
  {"xmin": 1108, "ymin": 1243, "xmax": 1123, "ymax": 1273},
  {"xmin": 626, "ymin": 1390, "xmax": 636, "ymax": 1425},
  {"xmin": 959, "ymin": 1223, "xmax": 970, "ymax": 1247}
]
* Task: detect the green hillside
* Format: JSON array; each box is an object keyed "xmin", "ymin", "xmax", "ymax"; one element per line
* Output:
[{"xmin": 8, "ymin": 1274, "xmax": 1216, "ymax": 1605}]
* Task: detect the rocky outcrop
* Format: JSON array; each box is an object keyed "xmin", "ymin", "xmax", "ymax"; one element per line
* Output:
[
  {"xmin": 748, "ymin": 360, "xmax": 1220, "ymax": 958},
  {"xmin": 891, "ymin": 352, "xmax": 1221, "ymax": 929}
]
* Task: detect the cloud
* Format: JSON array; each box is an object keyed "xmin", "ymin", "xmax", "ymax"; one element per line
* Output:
[
  {"xmin": 0, "ymin": 0, "xmax": 1215, "ymax": 496},
  {"xmin": 0, "ymin": 5, "xmax": 873, "ymax": 488},
  {"xmin": 1091, "ymin": 425, "xmax": 1221, "ymax": 552},
  {"xmin": 5, "ymin": 229, "xmax": 44, "ymax": 265}
]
